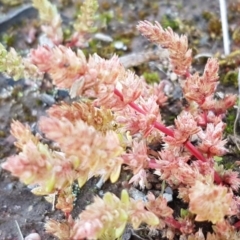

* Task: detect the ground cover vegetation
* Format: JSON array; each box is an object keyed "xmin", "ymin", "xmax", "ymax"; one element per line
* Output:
[{"xmin": 1, "ymin": 0, "xmax": 240, "ymax": 239}]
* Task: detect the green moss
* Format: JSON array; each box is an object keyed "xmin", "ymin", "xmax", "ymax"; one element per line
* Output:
[
  {"xmin": 214, "ymin": 156, "xmax": 223, "ymax": 163},
  {"xmin": 202, "ymin": 11, "xmax": 222, "ymax": 37},
  {"xmin": 219, "ymin": 50, "xmax": 240, "ymax": 71},
  {"xmin": 176, "ymin": 3, "xmax": 183, "ymax": 10},
  {"xmin": 208, "ymin": 17, "xmax": 222, "ymax": 36},
  {"xmin": 232, "ymin": 27, "xmax": 240, "ymax": 45},
  {"xmin": 1, "ymin": 0, "xmax": 22, "ymax": 7},
  {"xmin": 161, "ymin": 15, "xmax": 180, "ymax": 31},
  {"xmin": 221, "ymin": 70, "xmax": 238, "ymax": 88},
  {"xmin": 84, "ymin": 31, "xmax": 133, "ymax": 59},
  {"xmin": 151, "ymin": 2, "xmax": 160, "ymax": 13},
  {"xmin": 224, "ymin": 162, "xmax": 236, "ymax": 170},
  {"xmin": 115, "ymin": 32, "xmax": 135, "ymax": 46},
  {"xmin": 202, "ymin": 11, "xmax": 213, "ymax": 21},
  {"xmin": 98, "ymin": 10, "xmax": 114, "ymax": 28},
  {"xmin": 1, "ymin": 33, "xmax": 15, "ymax": 47},
  {"xmin": 225, "ymin": 108, "xmax": 236, "ymax": 135},
  {"xmin": 180, "ymin": 208, "xmax": 193, "ymax": 218},
  {"xmin": 101, "ymin": 1, "xmax": 111, "ymax": 10},
  {"xmin": 63, "ymin": 27, "xmax": 72, "ymax": 42},
  {"xmin": 162, "ymin": 113, "xmax": 176, "ymax": 126},
  {"xmin": 143, "ymin": 71, "xmax": 160, "ymax": 84},
  {"xmin": 11, "ymin": 86, "xmax": 23, "ymax": 100},
  {"xmin": 0, "ymin": 130, "xmax": 6, "ymax": 138}
]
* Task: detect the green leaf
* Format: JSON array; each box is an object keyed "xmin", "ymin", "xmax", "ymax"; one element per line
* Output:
[{"xmin": 180, "ymin": 208, "xmax": 190, "ymax": 218}]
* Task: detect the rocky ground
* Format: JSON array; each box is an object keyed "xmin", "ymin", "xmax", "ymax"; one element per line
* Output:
[{"xmin": 0, "ymin": 0, "xmax": 240, "ymax": 239}]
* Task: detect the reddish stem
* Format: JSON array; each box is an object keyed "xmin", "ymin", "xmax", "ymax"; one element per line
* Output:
[
  {"xmin": 185, "ymin": 141, "xmax": 206, "ymax": 162},
  {"xmin": 66, "ymin": 36, "xmax": 79, "ymax": 48},
  {"xmin": 214, "ymin": 171, "xmax": 223, "ymax": 185},
  {"xmin": 114, "ymin": 88, "xmax": 124, "ymax": 101},
  {"xmin": 234, "ymin": 221, "xmax": 240, "ymax": 229},
  {"xmin": 113, "ymin": 89, "xmax": 223, "ymax": 183},
  {"xmin": 148, "ymin": 159, "xmax": 161, "ymax": 169},
  {"xmin": 115, "ymin": 89, "xmax": 147, "ymax": 114},
  {"xmin": 129, "ymin": 102, "xmax": 146, "ymax": 115},
  {"xmin": 115, "ymin": 89, "xmax": 207, "ymax": 162},
  {"xmin": 184, "ymin": 70, "xmax": 191, "ymax": 78},
  {"xmin": 154, "ymin": 121, "xmax": 174, "ymax": 137},
  {"xmin": 165, "ymin": 217, "xmax": 182, "ymax": 229}
]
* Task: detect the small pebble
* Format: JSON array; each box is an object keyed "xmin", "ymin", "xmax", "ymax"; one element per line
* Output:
[
  {"xmin": 165, "ymin": 186, "xmax": 173, "ymax": 194},
  {"xmin": 114, "ymin": 41, "xmax": 127, "ymax": 51},
  {"xmin": 216, "ymin": 91, "xmax": 224, "ymax": 99},
  {"xmin": 94, "ymin": 33, "xmax": 113, "ymax": 42},
  {"xmin": 25, "ymin": 233, "xmax": 41, "ymax": 240},
  {"xmin": 129, "ymin": 187, "xmax": 146, "ymax": 201},
  {"xmin": 98, "ymin": 190, "xmax": 104, "ymax": 197},
  {"xmin": 170, "ymin": 72, "xmax": 178, "ymax": 81},
  {"xmin": 163, "ymin": 193, "xmax": 173, "ymax": 202},
  {"xmin": 5, "ymin": 183, "xmax": 14, "ymax": 191},
  {"xmin": 40, "ymin": 93, "xmax": 55, "ymax": 105},
  {"xmin": 38, "ymin": 34, "xmax": 54, "ymax": 47}
]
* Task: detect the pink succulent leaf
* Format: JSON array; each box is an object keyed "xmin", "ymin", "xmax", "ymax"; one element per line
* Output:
[
  {"xmin": 46, "ymin": 101, "xmax": 115, "ymax": 133},
  {"xmin": 128, "ymin": 169, "xmax": 148, "ymax": 189},
  {"xmin": 189, "ymin": 178, "xmax": 235, "ymax": 224},
  {"xmin": 221, "ymin": 170, "xmax": 240, "ymax": 191},
  {"xmin": 202, "ymin": 57, "xmax": 219, "ymax": 83},
  {"xmin": 30, "ymin": 45, "xmax": 87, "ymax": 89},
  {"xmin": 200, "ymin": 94, "xmax": 237, "ymax": 115},
  {"xmin": 116, "ymin": 96, "xmax": 162, "ymax": 136},
  {"xmin": 184, "ymin": 229, "xmax": 206, "ymax": 240},
  {"xmin": 39, "ymin": 116, "xmax": 123, "ymax": 184},
  {"xmin": 183, "ymin": 72, "xmax": 217, "ymax": 105},
  {"xmin": 32, "ymin": 0, "xmax": 63, "ymax": 44},
  {"xmin": 153, "ymin": 81, "xmax": 168, "ymax": 106},
  {"xmin": 164, "ymin": 111, "xmax": 201, "ymax": 146},
  {"xmin": 45, "ymin": 218, "xmax": 73, "ymax": 240},
  {"xmin": 142, "ymin": 80, "xmax": 168, "ymax": 107},
  {"xmin": 211, "ymin": 220, "xmax": 240, "ymax": 239},
  {"xmin": 8, "ymin": 120, "xmax": 39, "ymax": 149},
  {"xmin": 197, "ymin": 122, "xmax": 227, "ymax": 156},
  {"xmin": 191, "ymin": 159, "xmax": 215, "ymax": 176},
  {"xmin": 1, "ymin": 121, "xmax": 74, "ymax": 192},
  {"xmin": 118, "ymin": 71, "xmax": 143, "ymax": 104},
  {"xmin": 81, "ymin": 54, "xmax": 122, "ymax": 94},
  {"xmin": 122, "ymin": 140, "xmax": 150, "ymax": 174},
  {"xmin": 71, "ymin": 190, "xmax": 159, "ymax": 239},
  {"xmin": 182, "ymin": 58, "xmax": 219, "ymax": 105},
  {"xmin": 2, "ymin": 140, "xmax": 74, "ymax": 192},
  {"xmin": 155, "ymin": 150, "xmax": 198, "ymax": 187},
  {"xmin": 137, "ymin": 20, "xmax": 192, "ymax": 76},
  {"xmin": 147, "ymin": 194, "xmax": 173, "ymax": 218},
  {"xmin": 178, "ymin": 218, "xmax": 195, "ymax": 235},
  {"xmin": 69, "ymin": 0, "xmax": 98, "ymax": 47},
  {"xmin": 94, "ymin": 70, "xmax": 143, "ymax": 110}
]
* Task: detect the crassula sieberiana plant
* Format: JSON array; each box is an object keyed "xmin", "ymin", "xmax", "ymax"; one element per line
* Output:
[{"xmin": 1, "ymin": 0, "xmax": 240, "ymax": 239}]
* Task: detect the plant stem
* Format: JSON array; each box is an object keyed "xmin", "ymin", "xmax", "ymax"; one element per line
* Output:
[
  {"xmin": 185, "ymin": 141, "xmax": 206, "ymax": 162},
  {"xmin": 113, "ymin": 90, "xmax": 223, "ymax": 183},
  {"xmin": 165, "ymin": 217, "xmax": 182, "ymax": 229},
  {"xmin": 153, "ymin": 121, "xmax": 174, "ymax": 137},
  {"xmin": 234, "ymin": 220, "xmax": 240, "ymax": 229},
  {"xmin": 114, "ymin": 89, "xmax": 206, "ymax": 161}
]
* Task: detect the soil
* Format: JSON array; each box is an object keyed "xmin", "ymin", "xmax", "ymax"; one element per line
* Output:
[{"xmin": 0, "ymin": 0, "xmax": 240, "ymax": 239}]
